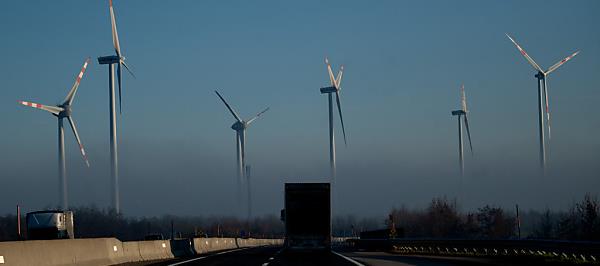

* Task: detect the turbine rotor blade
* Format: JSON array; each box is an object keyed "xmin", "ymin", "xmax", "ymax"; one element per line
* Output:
[
  {"xmin": 460, "ymin": 84, "xmax": 467, "ymax": 112},
  {"xmin": 246, "ymin": 107, "xmax": 270, "ymax": 125},
  {"xmin": 546, "ymin": 50, "xmax": 580, "ymax": 75},
  {"xmin": 121, "ymin": 61, "xmax": 136, "ymax": 78},
  {"xmin": 63, "ymin": 58, "xmax": 91, "ymax": 105},
  {"xmin": 335, "ymin": 65, "xmax": 344, "ymax": 90},
  {"xmin": 325, "ymin": 57, "xmax": 337, "ymax": 87},
  {"xmin": 67, "ymin": 116, "xmax": 90, "ymax": 167},
  {"xmin": 335, "ymin": 91, "xmax": 347, "ymax": 146},
  {"xmin": 109, "ymin": 0, "xmax": 121, "ymax": 57},
  {"xmin": 544, "ymin": 78, "xmax": 551, "ymax": 140},
  {"xmin": 19, "ymin": 101, "xmax": 63, "ymax": 115},
  {"xmin": 505, "ymin": 33, "xmax": 544, "ymax": 73},
  {"xmin": 117, "ymin": 63, "xmax": 122, "ymax": 114},
  {"xmin": 464, "ymin": 114, "xmax": 473, "ymax": 154},
  {"xmin": 214, "ymin": 90, "xmax": 242, "ymax": 122}
]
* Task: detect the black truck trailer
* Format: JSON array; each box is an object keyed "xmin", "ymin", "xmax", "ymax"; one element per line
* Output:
[{"xmin": 283, "ymin": 183, "xmax": 331, "ymax": 250}]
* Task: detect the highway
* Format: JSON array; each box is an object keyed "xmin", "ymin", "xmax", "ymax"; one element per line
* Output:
[{"xmin": 147, "ymin": 246, "xmax": 535, "ymax": 266}]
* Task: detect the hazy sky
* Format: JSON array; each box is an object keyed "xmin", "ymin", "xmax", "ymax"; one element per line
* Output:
[{"xmin": 1, "ymin": 0, "xmax": 599, "ymax": 218}]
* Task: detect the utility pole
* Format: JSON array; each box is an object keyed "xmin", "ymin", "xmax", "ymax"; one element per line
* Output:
[
  {"xmin": 17, "ymin": 205, "xmax": 21, "ymax": 240},
  {"xmin": 516, "ymin": 204, "xmax": 521, "ymax": 239}
]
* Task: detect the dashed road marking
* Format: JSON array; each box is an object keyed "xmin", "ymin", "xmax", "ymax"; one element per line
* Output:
[
  {"xmin": 332, "ymin": 251, "xmax": 366, "ymax": 266},
  {"xmin": 168, "ymin": 247, "xmax": 250, "ymax": 266},
  {"xmin": 261, "ymin": 248, "xmax": 283, "ymax": 266}
]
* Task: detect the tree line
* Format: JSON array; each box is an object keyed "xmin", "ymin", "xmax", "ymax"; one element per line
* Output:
[
  {"xmin": 383, "ymin": 194, "xmax": 599, "ymax": 240},
  {"xmin": 1, "ymin": 194, "xmax": 598, "ymax": 241}
]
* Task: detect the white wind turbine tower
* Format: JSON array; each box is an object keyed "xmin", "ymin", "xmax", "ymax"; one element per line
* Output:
[
  {"xmin": 98, "ymin": 0, "xmax": 135, "ymax": 213},
  {"xmin": 215, "ymin": 91, "xmax": 269, "ymax": 210},
  {"xmin": 506, "ymin": 34, "xmax": 579, "ymax": 172},
  {"xmin": 451, "ymin": 84, "xmax": 473, "ymax": 177},
  {"xmin": 319, "ymin": 57, "xmax": 347, "ymax": 183},
  {"xmin": 19, "ymin": 58, "xmax": 91, "ymax": 210}
]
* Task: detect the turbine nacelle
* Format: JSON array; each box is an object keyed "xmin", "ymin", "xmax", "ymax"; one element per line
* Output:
[
  {"xmin": 535, "ymin": 71, "xmax": 546, "ymax": 79},
  {"xmin": 451, "ymin": 110, "xmax": 465, "ymax": 116},
  {"xmin": 320, "ymin": 86, "xmax": 338, "ymax": 94},
  {"xmin": 97, "ymin": 55, "xmax": 128, "ymax": 66},
  {"xmin": 98, "ymin": 55, "xmax": 121, "ymax": 65},
  {"xmin": 231, "ymin": 121, "xmax": 247, "ymax": 131},
  {"xmin": 58, "ymin": 104, "xmax": 72, "ymax": 118}
]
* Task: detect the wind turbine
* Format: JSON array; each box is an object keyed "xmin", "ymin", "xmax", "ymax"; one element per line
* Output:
[
  {"xmin": 319, "ymin": 57, "xmax": 347, "ymax": 182},
  {"xmin": 215, "ymin": 91, "xmax": 269, "ymax": 209},
  {"xmin": 506, "ymin": 34, "xmax": 579, "ymax": 172},
  {"xmin": 98, "ymin": 0, "xmax": 135, "ymax": 213},
  {"xmin": 451, "ymin": 84, "xmax": 473, "ymax": 177},
  {"xmin": 19, "ymin": 58, "xmax": 91, "ymax": 210}
]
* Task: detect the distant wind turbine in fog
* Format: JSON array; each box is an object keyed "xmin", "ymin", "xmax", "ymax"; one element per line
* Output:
[
  {"xmin": 451, "ymin": 84, "xmax": 473, "ymax": 177},
  {"xmin": 319, "ymin": 57, "xmax": 347, "ymax": 182},
  {"xmin": 215, "ymin": 90, "xmax": 269, "ymax": 210},
  {"xmin": 19, "ymin": 58, "xmax": 91, "ymax": 210},
  {"xmin": 506, "ymin": 34, "xmax": 579, "ymax": 173},
  {"xmin": 98, "ymin": 0, "xmax": 136, "ymax": 213}
]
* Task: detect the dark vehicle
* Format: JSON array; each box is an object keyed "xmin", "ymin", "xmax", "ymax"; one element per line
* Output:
[
  {"xmin": 283, "ymin": 182, "xmax": 331, "ymax": 250},
  {"xmin": 26, "ymin": 210, "xmax": 74, "ymax": 240},
  {"xmin": 359, "ymin": 228, "xmax": 404, "ymax": 239},
  {"xmin": 144, "ymin": 234, "xmax": 165, "ymax": 240}
]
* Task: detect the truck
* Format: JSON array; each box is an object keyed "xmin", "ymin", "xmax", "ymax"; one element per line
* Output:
[
  {"xmin": 282, "ymin": 183, "xmax": 331, "ymax": 250},
  {"xmin": 26, "ymin": 210, "xmax": 74, "ymax": 240}
]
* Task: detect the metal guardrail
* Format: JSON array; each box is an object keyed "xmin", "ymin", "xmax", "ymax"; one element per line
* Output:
[{"xmin": 348, "ymin": 239, "xmax": 600, "ymax": 263}]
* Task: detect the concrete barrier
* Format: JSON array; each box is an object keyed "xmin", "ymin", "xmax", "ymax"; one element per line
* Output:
[
  {"xmin": 0, "ymin": 237, "xmax": 282, "ymax": 265},
  {"xmin": 137, "ymin": 240, "xmax": 173, "ymax": 261},
  {"xmin": 0, "ymin": 238, "xmax": 122, "ymax": 266},
  {"xmin": 119, "ymin": 241, "xmax": 142, "ymax": 263}
]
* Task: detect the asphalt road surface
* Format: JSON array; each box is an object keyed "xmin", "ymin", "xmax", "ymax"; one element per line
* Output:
[{"xmin": 147, "ymin": 246, "xmax": 544, "ymax": 266}]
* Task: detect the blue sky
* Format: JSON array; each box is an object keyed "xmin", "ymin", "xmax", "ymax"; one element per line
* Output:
[{"xmin": 1, "ymin": 0, "xmax": 599, "ymax": 217}]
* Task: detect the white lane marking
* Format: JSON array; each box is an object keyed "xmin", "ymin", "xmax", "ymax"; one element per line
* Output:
[
  {"xmin": 168, "ymin": 247, "xmax": 250, "ymax": 266},
  {"xmin": 332, "ymin": 251, "xmax": 366, "ymax": 266},
  {"xmin": 168, "ymin": 256, "xmax": 208, "ymax": 266},
  {"xmin": 261, "ymin": 248, "xmax": 283, "ymax": 266}
]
